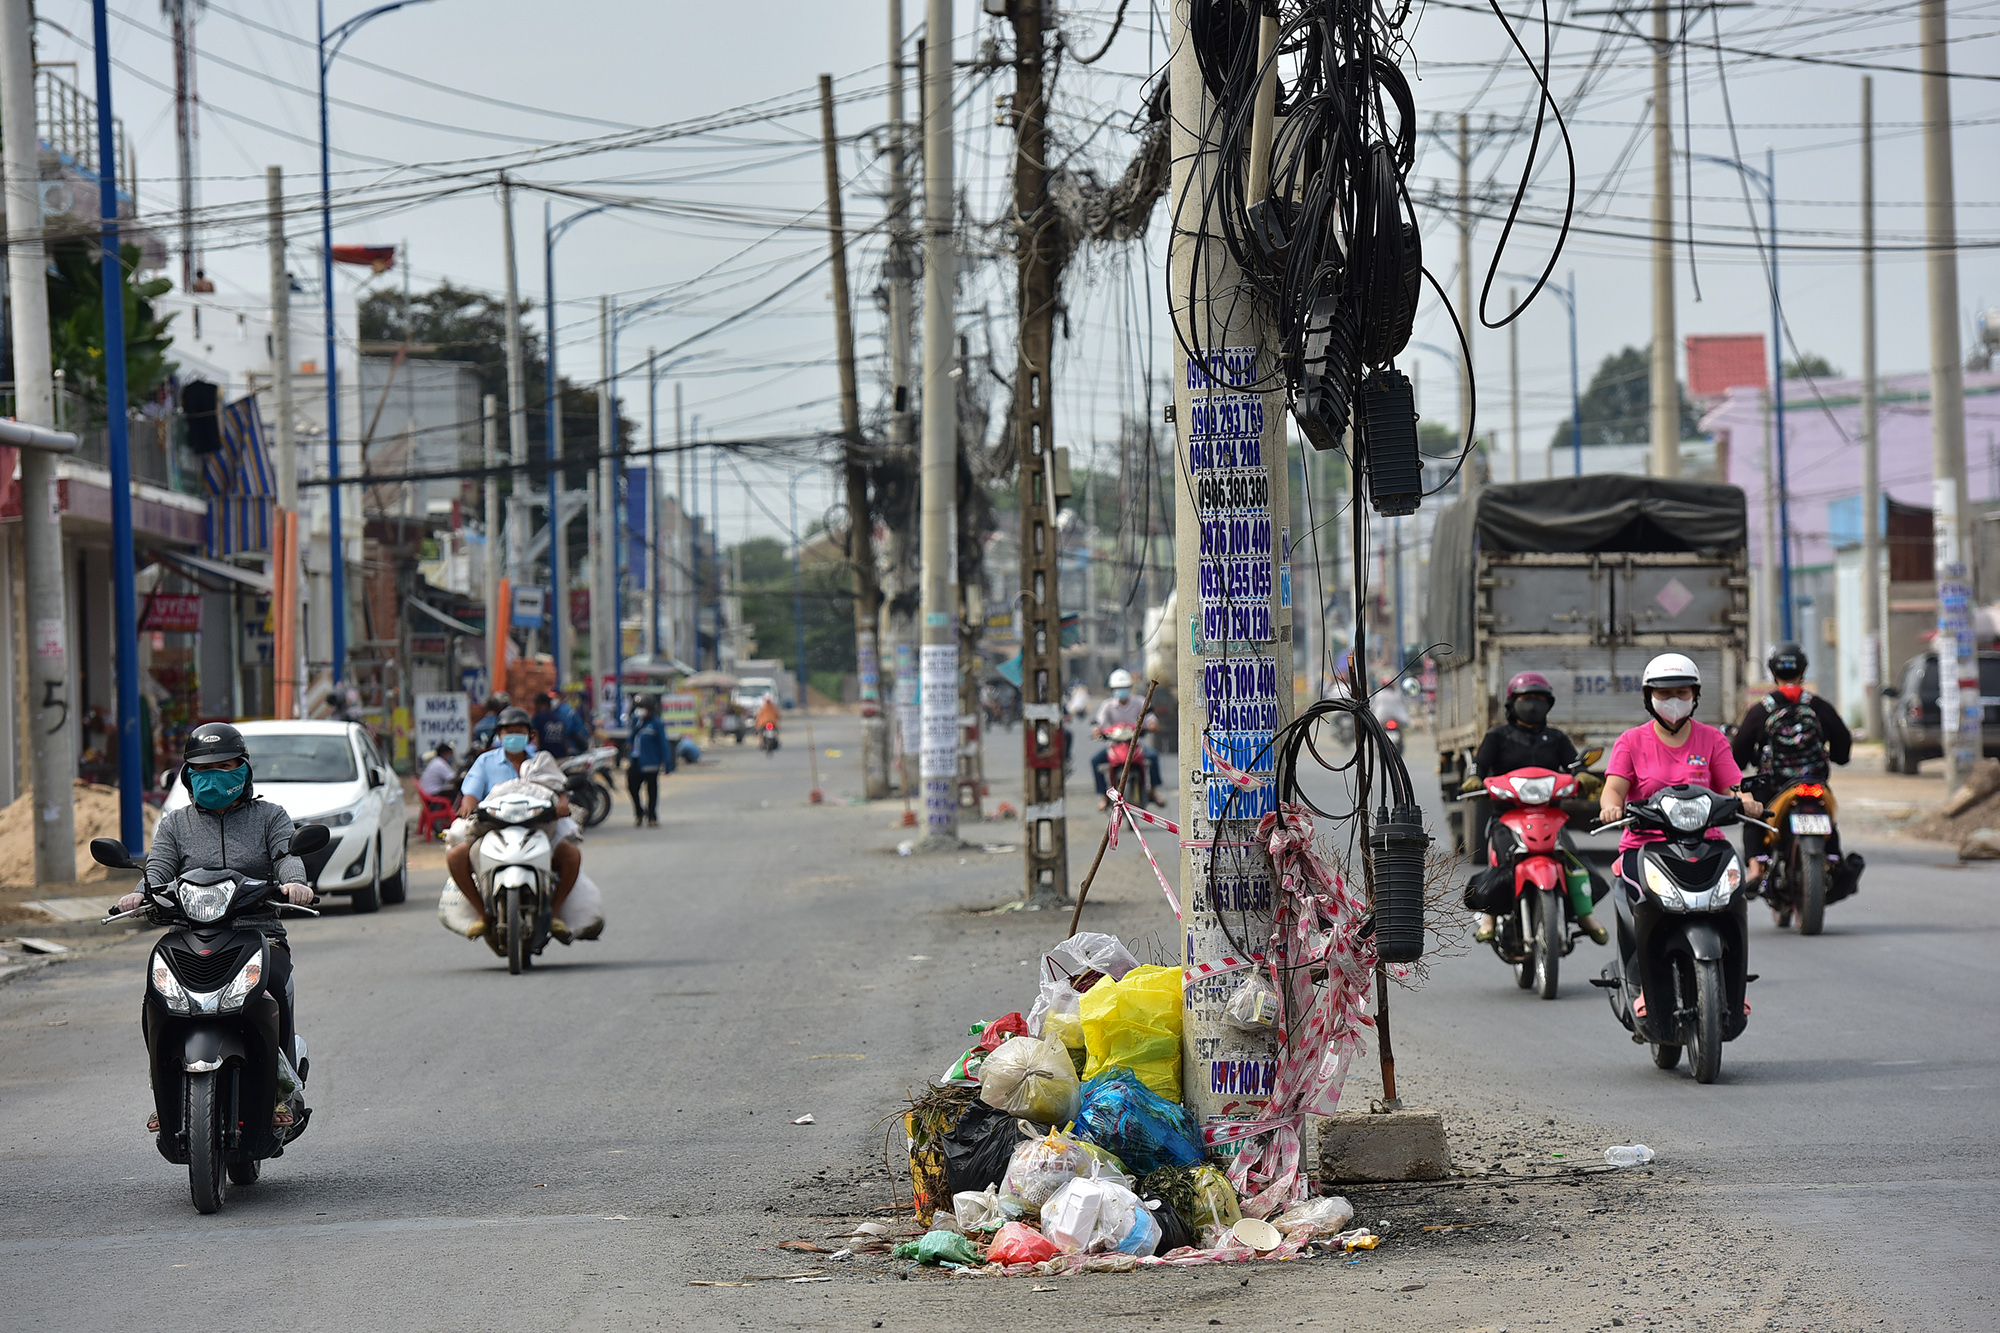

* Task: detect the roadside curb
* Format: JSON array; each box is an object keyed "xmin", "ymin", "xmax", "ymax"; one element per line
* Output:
[{"xmin": 0, "ymin": 950, "xmax": 72, "ymax": 989}]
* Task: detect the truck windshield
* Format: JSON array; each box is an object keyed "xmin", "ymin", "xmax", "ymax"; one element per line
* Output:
[{"xmin": 242, "ymin": 734, "xmax": 358, "ymax": 783}]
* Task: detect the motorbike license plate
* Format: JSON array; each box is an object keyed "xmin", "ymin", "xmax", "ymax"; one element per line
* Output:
[{"xmin": 1789, "ymin": 813, "xmax": 1833, "ymax": 835}]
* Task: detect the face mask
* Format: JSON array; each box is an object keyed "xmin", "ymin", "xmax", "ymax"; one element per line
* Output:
[
  {"xmin": 1113, "ymin": 688, "xmax": 1131, "ymax": 701},
  {"xmin": 1651, "ymin": 696, "xmax": 1695, "ymax": 725},
  {"xmin": 501, "ymin": 733, "xmax": 531, "ymax": 755},
  {"xmin": 1511, "ymin": 697, "xmax": 1551, "ymax": 727},
  {"xmin": 189, "ymin": 766, "xmax": 248, "ymax": 810}
]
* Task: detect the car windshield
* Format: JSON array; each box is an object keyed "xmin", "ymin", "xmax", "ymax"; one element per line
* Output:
[{"xmin": 241, "ymin": 733, "xmax": 357, "ymax": 783}]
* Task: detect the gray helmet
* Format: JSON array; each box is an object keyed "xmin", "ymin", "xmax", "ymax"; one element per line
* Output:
[{"xmin": 497, "ymin": 706, "xmax": 533, "ymax": 729}]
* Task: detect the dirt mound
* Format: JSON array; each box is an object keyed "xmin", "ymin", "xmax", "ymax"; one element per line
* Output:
[{"xmin": 0, "ymin": 782, "xmax": 160, "ymax": 887}]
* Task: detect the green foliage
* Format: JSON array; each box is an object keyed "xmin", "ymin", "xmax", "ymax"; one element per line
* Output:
[
  {"xmin": 1550, "ymin": 345, "xmax": 1702, "ymax": 453},
  {"xmin": 45, "ymin": 241, "xmax": 176, "ymax": 409},
  {"xmin": 1418, "ymin": 420, "xmax": 1459, "ymax": 457},
  {"xmin": 730, "ymin": 536, "xmax": 857, "ymax": 679},
  {"xmin": 1783, "ymin": 352, "xmax": 1838, "ymax": 380}
]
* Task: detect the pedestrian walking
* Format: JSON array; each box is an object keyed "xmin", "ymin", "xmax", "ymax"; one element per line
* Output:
[{"xmin": 627, "ymin": 698, "xmax": 672, "ymax": 826}]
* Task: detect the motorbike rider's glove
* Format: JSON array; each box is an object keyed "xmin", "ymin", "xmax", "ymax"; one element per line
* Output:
[
  {"xmin": 283, "ymin": 882, "xmax": 317, "ymax": 906},
  {"xmin": 116, "ymin": 891, "xmax": 145, "ymax": 914}
]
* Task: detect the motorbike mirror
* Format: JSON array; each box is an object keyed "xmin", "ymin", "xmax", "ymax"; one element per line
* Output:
[
  {"xmin": 288, "ymin": 824, "xmax": 332, "ymax": 857},
  {"xmin": 1581, "ymin": 747, "xmax": 1604, "ymax": 768},
  {"xmin": 89, "ymin": 837, "xmax": 137, "ymax": 870}
]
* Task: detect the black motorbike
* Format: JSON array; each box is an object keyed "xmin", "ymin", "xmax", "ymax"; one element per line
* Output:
[
  {"xmin": 1590, "ymin": 786, "xmax": 1762, "ymax": 1084},
  {"xmin": 1744, "ymin": 774, "xmax": 1863, "ymax": 935},
  {"xmin": 93, "ymin": 824, "xmax": 331, "ymax": 1213}
]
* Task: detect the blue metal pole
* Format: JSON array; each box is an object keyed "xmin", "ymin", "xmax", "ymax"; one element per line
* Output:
[
  {"xmin": 318, "ymin": 1, "xmax": 345, "ymax": 683},
  {"xmin": 1769, "ymin": 148, "xmax": 1793, "ymax": 642},
  {"xmin": 543, "ymin": 204, "xmax": 562, "ymax": 687},
  {"xmin": 610, "ymin": 303, "xmax": 624, "ymax": 726},
  {"xmin": 91, "ymin": 0, "xmax": 142, "ymax": 851},
  {"xmin": 1568, "ymin": 272, "xmax": 1583, "ymax": 477}
]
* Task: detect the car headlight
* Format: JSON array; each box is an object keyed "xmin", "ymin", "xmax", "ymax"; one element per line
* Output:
[
  {"xmin": 178, "ymin": 882, "xmax": 231, "ymax": 923},
  {"xmin": 1642, "ymin": 860, "xmax": 1686, "ymax": 909},
  {"xmin": 1660, "ymin": 795, "xmax": 1712, "ymax": 832},
  {"xmin": 1513, "ymin": 776, "xmax": 1556, "ymax": 805},
  {"xmin": 151, "ymin": 953, "xmax": 190, "ymax": 1013},
  {"xmin": 217, "ymin": 953, "xmax": 263, "ymax": 1012},
  {"xmin": 311, "ymin": 808, "xmax": 357, "ymax": 827}
]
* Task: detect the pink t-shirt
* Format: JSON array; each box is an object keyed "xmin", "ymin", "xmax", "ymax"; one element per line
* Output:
[{"xmin": 1606, "ymin": 720, "xmax": 1742, "ymax": 850}]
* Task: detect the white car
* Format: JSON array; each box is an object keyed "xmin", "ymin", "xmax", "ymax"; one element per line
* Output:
[{"xmin": 161, "ymin": 720, "xmax": 410, "ymax": 913}]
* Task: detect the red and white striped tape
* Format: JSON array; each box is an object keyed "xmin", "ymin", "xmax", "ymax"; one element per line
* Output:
[{"xmin": 1104, "ymin": 788, "xmax": 1183, "ymax": 920}]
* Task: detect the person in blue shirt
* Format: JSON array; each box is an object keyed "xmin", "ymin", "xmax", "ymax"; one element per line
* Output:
[
  {"xmin": 626, "ymin": 697, "xmax": 673, "ymax": 826},
  {"xmin": 469, "ymin": 692, "xmax": 510, "ymax": 750},
  {"xmin": 447, "ymin": 707, "xmax": 584, "ymax": 941},
  {"xmin": 559, "ymin": 690, "xmax": 592, "ymax": 755},
  {"xmin": 531, "ymin": 692, "xmax": 571, "ymax": 760}
]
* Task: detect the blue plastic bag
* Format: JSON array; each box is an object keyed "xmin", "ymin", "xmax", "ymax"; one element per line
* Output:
[{"xmin": 1072, "ymin": 1066, "xmax": 1203, "ymax": 1174}]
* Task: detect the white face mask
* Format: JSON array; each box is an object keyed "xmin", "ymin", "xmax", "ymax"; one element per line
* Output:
[{"xmin": 1652, "ymin": 696, "xmax": 1695, "ymax": 724}]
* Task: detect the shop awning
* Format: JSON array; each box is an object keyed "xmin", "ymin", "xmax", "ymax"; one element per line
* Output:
[
  {"xmin": 408, "ymin": 595, "xmax": 480, "ymax": 636},
  {"xmin": 160, "ymin": 550, "xmax": 272, "ymax": 593}
]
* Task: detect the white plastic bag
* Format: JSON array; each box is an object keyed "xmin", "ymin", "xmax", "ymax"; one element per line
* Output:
[
  {"xmin": 978, "ymin": 1035, "xmax": 1081, "ymax": 1125},
  {"xmin": 562, "ymin": 870, "xmax": 604, "ymax": 936},
  {"xmin": 952, "ymin": 1184, "xmax": 1005, "ymax": 1232},
  {"xmin": 1272, "ymin": 1194, "xmax": 1354, "ymax": 1238},
  {"xmin": 443, "ymin": 817, "xmax": 477, "ymax": 848},
  {"xmin": 1039, "ymin": 1175, "xmax": 1159, "ymax": 1256},
  {"xmin": 438, "ymin": 880, "xmax": 481, "ymax": 936},
  {"xmin": 1027, "ymin": 932, "xmax": 1141, "ymax": 1037},
  {"xmin": 1224, "ymin": 971, "xmax": 1282, "ymax": 1032},
  {"xmin": 999, "ymin": 1131, "xmax": 1092, "ymax": 1211}
]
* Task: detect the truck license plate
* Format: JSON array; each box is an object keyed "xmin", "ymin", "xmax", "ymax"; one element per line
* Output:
[{"xmin": 1789, "ymin": 813, "xmax": 1832, "ymax": 835}]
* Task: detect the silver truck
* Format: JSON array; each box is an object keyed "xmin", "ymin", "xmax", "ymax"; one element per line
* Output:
[{"xmin": 1425, "ymin": 476, "xmax": 1750, "ymax": 854}]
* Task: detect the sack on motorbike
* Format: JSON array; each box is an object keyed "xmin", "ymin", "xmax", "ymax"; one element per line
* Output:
[
  {"xmin": 518, "ymin": 751, "xmax": 568, "ymax": 792},
  {"xmin": 1462, "ymin": 864, "xmax": 1512, "ymax": 915},
  {"xmin": 1828, "ymin": 851, "xmax": 1865, "ymax": 904},
  {"xmin": 443, "ymin": 817, "xmax": 477, "ymax": 848},
  {"xmin": 1026, "ymin": 932, "xmax": 1140, "ymax": 1038},
  {"xmin": 1079, "ymin": 964, "xmax": 1184, "ymax": 1101},
  {"xmin": 438, "ymin": 881, "xmax": 482, "ymax": 937},
  {"xmin": 564, "ymin": 870, "xmax": 605, "ymax": 936},
  {"xmin": 979, "ymin": 1035, "xmax": 1082, "ymax": 1126}
]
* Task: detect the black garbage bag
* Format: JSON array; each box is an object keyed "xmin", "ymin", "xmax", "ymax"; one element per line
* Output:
[
  {"xmin": 942, "ymin": 1103, "xmax": 1019, "ymax": 1196},
  {"xmin": 1462, "ymin": 863, "xmax": 1512, "ymax": 914},
  {"xmin": 1828, "ymin": 852, "xmax": 1864, "ymax": 904},
  {"xmin": 1145, "ymin": 1194, "xmax": 1192, "ymax": 1253}
]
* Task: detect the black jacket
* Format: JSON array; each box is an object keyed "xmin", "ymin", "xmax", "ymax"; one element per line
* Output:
[
  {"xmin": 1732, "ymin": 691, "xmax": 1852, "ymax": 771},
  {"xmin": 1473, "ymin": 722, "xmax": 1578, "ymax": 777}
]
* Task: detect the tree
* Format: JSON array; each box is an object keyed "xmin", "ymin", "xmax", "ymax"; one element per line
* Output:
[
  {"xmin": 1783, "ymin": 352, "xmax": 1838, "ymax": 380},
  {"xmin": 1550, "ymin": 345, "xmax": 1702, "ymax": 453},
  {"xmin": 730, "ymin": 535, "xmax": 857, "ymax": 689},
  {"xmin": 45, "ymin": 241, "xmax": 176, "ymax": 410}
]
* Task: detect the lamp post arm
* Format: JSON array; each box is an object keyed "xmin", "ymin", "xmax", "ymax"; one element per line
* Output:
[{"xmin": 322, "ymin": 0, "xmax": 432, "ymax": 69}]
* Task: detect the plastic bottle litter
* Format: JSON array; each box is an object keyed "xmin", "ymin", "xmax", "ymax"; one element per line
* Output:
[{"xmin": 1604, "ymin": 1144, "xmax": 1657, "ymax": 1167}]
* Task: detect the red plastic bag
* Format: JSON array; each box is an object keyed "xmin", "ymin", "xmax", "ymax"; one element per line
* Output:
[
  {"xmin": 976, "ymin": 1012, "xmax": 1029, "ymax": 1055},
  {"xmin": 986, "ymin": 1220, "xmax": 1062, "ymax": 1265}
]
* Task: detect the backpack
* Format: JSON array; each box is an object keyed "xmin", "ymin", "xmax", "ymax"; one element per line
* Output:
[{"xmin": 1760, "ymin": 691, "xmax": 1829, "ymax": 785}]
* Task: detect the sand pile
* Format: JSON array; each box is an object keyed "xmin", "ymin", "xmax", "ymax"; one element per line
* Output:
[{"xmin": 0, "ymin": 781, "xmax": 160, "ymax": 887}]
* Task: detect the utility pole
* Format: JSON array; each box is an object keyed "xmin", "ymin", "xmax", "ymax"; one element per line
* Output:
[
  {"xmin": 499, "ymin": 174, "xmax": 528, "ymax": 588},
  {"xmin": 1648, "ymin": 0, "xmax": 1680, "ymax": 478},
  {"xmin": 482, "ymin": 394, "xmax": 501, "ymax": 668},
  {"xmin": 918, "ymin": 0, "xmax": 958, "ymax": 847},
  {"xmin": 675, "ymin": 382, "xmax": 686, "ymax": 664},
  {"xmin": 268, "ymin": 165, "xmax": 300, "ymax": 719},
  {"xmin": 1008, "ymin": 0, "xmax": 1069, "ymax": 904},
  {"xmin": 2, "ymin": 0, "xmax": 76, "ymax": 880},
  {"xmin": 647, "ymin": 348, "xmax": 660, "ymax": 662},
  {"xmin": 1918, "ymin": 0, "xmax": 1974, "ymax": 794},
  {"xmin": 165, "ymin": 0, "xmax": 201, "ymax": 293},
  {"xmin": 885, "ymin": 0, "xmax": 919, "ymax": 800},
  {"xmin": 1169, "ymin": 0, "xmax": 1292, "ymax": 1130},
  {"xmin": 1859, "ymin": 75, "xmax": 1884, "ymax": 742},
  {"xmin": 1508, "ymin": 284, "xmax": 1520, "ymax": 483},
  {"xmin": 818, "ymin": 74, "xmax": 888, "ymax": 800},
  {"xmin": 1457, "ymin": 113, "xmax": 1473, "ymax": 445},
  {"xmin": 598, "ymin": 296, "xmax": 616, "ymax": 709}
]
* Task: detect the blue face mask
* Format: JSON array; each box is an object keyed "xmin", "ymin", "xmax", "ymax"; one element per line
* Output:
[
  {"xmin": 500, "ymin": 733, "xmax": 531, "ymax": 755},
  {"xmin": 1113, "ymin": 688, "xmax": 1131, "ymax": 701},
  {"xmin": 189, "ymin": 766, "xmax": 248, "ymax": 810}
]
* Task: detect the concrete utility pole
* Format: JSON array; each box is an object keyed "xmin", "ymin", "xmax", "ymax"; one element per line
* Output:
[
  {"xmin": 675, "ymin": 381, "xmax": 686, "ymax": 663},
  {"xmin": 268, "ymin": 165, "xmax": 300, "ymax": 720},
  {"xmin": 647, "ymin": 348, "xmax": 660, "ymax": 661},
  {"xmin": 1648, "ymin": 0, "xmax": 1680, "ymax": 478},
  {"xmin": 1918, "ymin": 0, "xmax": 1974, "ymax": 794},
  {"xmin": 1457, "ymin": 113, "xmax": 1473, "ymax": 443},
  {"xmin": 1859, "ymin": 76, "xmax": 1884, "ymax": 742},
  {"xmin": 1169, "ymin": 0, "xmax": 1292, "ymax": 1128},
  {"xmin": 818, "ymin": 74, "xmax": 888, "ymax": 800},
  {"xmin": 499, "ymin": 175, "xmax": 529, "ymax": 587},
  {"xmin": 1009, "ymin": 0, "xmax": 1070, "ymax": 905},
  {"xmin": 482, "ymin": 395, "xmax": 501, "ymax": 663},
  {"xmin": 918, "ymin": 0, "xmax": 958, "ymax": 847},
  {"xmin": 1, "ymin": 0, "xmax": 77, "ymax": 881},
  {"xmin": 885, "ymin": 0, "xmax": 920, "ymax": 798},
  {"xmin": 597, "ymin": 296, "xmax": 616, "ymax": 704},
  {"xmin": 1508, "ymin": 285, "xmax": 1520, "ymax": 483}
]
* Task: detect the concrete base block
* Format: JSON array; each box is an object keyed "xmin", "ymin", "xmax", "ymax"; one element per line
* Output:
[{"xmin": 1317, "ymin": 1109, "xmax": 1452, "ymax": 1183}]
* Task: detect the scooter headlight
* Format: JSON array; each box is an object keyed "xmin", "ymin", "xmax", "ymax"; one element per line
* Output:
[
  {"xmin": 1513, "ymin": 776, "xmax": 1557, "ymax": 805},
  {"xmin": 150, "ymin": 953, "xmax": 191, "ymax": 1013},
  {"xmin": 1660, "ymin": 794, "xmax": 1712, "ymax": 832},
  {"xmin": 217, "ymin": 953, "xmax": 264, "ymax": 1012},
  {"xmin": 1716, "ymin": 857, "xmax": 1742, "ymax": 904},
  {"xmin": 177, "ymin": 881, "xmax": 231, "ymax": 923},
  {"xmin": 1642, "ymin": 860, "xmax": 1686, "ymax": 910}
]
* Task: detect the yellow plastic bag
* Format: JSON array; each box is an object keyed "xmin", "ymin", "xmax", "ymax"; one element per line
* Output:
[{"xmin": 1080, "ymin": 963, "xmax": 1183, "ymax": 1101}]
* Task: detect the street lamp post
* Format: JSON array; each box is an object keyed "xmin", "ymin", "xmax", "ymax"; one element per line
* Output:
[
  {"xmin": 1695, "ymin": 149, "xmax": 1791, "ymax": 639},
  {"xmin": 318, "ymin": 0, "xmax": 430, "ymax": 685}
]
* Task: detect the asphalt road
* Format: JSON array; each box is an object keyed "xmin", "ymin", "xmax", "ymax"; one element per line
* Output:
[{"xmin": 0, "ymin": 720, "xmax": 1991, "ymax": 1331}]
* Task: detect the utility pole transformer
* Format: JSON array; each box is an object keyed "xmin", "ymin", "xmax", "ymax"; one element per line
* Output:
[
  {"xmin": 918, "ymin": 0, "xmax": 959, "ymax": 847},
  {"xmin": 1169, "ymin": 0, "xmax": 1292, "ymax": 1129},
  {"xmin": 1009, "ymin": 0, "xmax": 1070, "ymax": 905},
  {"xmin": 818, "ymin": 74, "xmax": 889, "ymax": 800}
]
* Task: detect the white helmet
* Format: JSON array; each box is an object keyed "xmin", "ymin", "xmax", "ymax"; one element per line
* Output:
[
  {"xmin": 1641, "ymin": 653, "xmax": 1701, "ymax": 689},
  {"xmin": 1107, "ymin": 668, "xmax": 1134, "ymax": 690}
]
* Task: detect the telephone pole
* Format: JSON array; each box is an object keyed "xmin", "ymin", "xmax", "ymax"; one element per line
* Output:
[
  {"xmin": 818, "ymin": 74, "xmax": 888, "ymax": 799},
  {"xmin": 1008, "ymin": 0, "xmax": 1070, "ymax": 904},
  {"xmin": 885, "ymin": 0, "xmax": 920, "ymax": 799},
  {"xmin": 500, "ymin": 175, "xmax": 529, "ymax": 586},
  {"xmin": 1648, "ymin": 0, "xmax": 1680, "ymax": 477},
  {"xmin": 483, "ymin": 395, "xmax": 501, "ymax": 663},
  {"xmin": 918, "ymin": 0, "xmax": 959, "ymax": 847},
  {"xmin": 598, "ymin": 296, "xmax": 616, "ymax": 708},
  {"xmin": 1858, "ymin": 76, "xmax": 1884, "ymax": 742},
  {"xmin": 1457, "ymin": 113, "xmax": 1473, "ymax": 444},
  {"xmin": 1508, "ymin": 285, "xmax": 1520, "ymax": 483},
  {"xmin": 1918, "ymin": 0, "xmax": 1974, "ymax": 794},
  {"xmin": 268, "ymin": 165, "xmax": 300, "ymax": 719}
]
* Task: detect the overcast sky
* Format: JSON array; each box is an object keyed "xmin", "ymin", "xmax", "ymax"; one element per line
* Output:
[{"xmin": 32, "ymin": 0, "xmax": 2000, "ymax": 545}]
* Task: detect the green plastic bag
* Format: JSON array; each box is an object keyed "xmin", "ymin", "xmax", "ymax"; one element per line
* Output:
[
  {"xmin": 1080, "ymin": 963, "xmax": 1183, "ymax": 1101},
  {"xmin": 893, "ymin": 1228, "xmax": 984, "ymax": 1267}
]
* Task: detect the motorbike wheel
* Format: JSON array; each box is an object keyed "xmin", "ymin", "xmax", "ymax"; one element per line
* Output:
[
  {"xmin": 583, "ymin": 782, "xmax": 612, "ymax": 829},
  {"xmin": 1685, "ymin": 956, "xmax": 1725, "ymax": 1085},
  {"xmin": 1512, "ymin": 897, "xmax": 1535, "ymax": 990},
  {"xmin": 1534, "ymin": 888, "xmax": 1563, "ymax": 1000},
  {"xmin": 506, "ymin": 885, "xmax": 525, "ymax": 976},
  {"xmin": 186, "ymin": 1071, "xmax": 225, "ymax": 1214},
  {"xmin": 1795, "ymin": 834, "xmax": 1827, "ymax": 936},
  {"xmin": 1651, "ymin": 1041, "xmax": 1683, "ymax": 1070},
  {"xmin": 227, "ymin": 1157, "xmax": 261, "ymax": 1187}
]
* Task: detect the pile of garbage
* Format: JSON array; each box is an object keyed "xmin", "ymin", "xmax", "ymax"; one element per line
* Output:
[{"xmin": 898, "ymin": 930, "xmax": 1376, "ymax": 1277}]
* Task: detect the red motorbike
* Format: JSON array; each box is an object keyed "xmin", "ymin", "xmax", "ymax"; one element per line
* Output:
[
  {"xmin": 1475, "ymin": 761, "xmax": 1599, "ymax": 999},
  {"xmin": 1098, "ymin": 722, "xmax": 1156, "ymax": 807}
]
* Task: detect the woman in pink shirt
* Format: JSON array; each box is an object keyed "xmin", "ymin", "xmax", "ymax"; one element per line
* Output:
[{"xmin": 1599, "ymin": 654, "xmax": 1762, "ymax": 898}]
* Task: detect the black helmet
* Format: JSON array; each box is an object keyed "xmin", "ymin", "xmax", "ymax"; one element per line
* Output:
[
  {"xmin": 1767, "ymin": 640, "xmax": 1807, "ymax": 682},
  {"xmin": 497, "ymin": 706, "xmax": 533, "ymax": 729},
  {"xmin": 183, "ymin": 722, "xmax": 247, "ymax": 766}
]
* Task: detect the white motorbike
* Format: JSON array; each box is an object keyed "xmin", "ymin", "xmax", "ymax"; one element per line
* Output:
[{"xmin": 471, "ymin": 783, "xmax": 559, "ymax": 975}]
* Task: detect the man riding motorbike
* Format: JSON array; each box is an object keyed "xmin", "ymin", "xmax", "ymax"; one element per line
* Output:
[
  {"xmin": 1731, "ymin": 640, "xmax": 1854, "ymax": 906},
  {"xmin": 116, "ymin": 723, "xmax": 317, "ymax": 1131},
  {"xmin": 1091, "ymin": 668, "xmax": 1162, "ymax": 810},
  {"xmin": 1469, "ymin": 671, "xmax": 1585, "ymax": 943},
  {"xmin": 447, "ymin": 707, "xmax": 583, "ymax": 942},
  {"xmin": 1599, "ymin": 653, "xmax": 1762, "ymax": 910}
]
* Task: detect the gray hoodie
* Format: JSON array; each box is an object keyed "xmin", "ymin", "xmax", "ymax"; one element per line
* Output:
[{"xmin": 145, "ymin": 795, "xmax": 307, "ymax": 935}]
